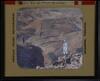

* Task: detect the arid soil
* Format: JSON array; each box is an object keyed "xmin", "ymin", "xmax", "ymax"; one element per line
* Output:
[{"xmin": 16, "ymin": 8, "xmax": 83, "ymax": 69}]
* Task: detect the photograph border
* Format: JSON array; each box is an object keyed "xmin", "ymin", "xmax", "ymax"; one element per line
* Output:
[{"xmin": 0, "ymin": 0, "xmax": 99, "ymax": 79}]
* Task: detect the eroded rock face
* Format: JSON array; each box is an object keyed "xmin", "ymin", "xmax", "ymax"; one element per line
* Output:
[{"xmin": 16, "ymin": 8, "xmax": 83, "ymax": 69}]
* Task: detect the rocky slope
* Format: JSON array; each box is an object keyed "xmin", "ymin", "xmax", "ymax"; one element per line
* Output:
[{"xmin": 16, "ymin": 8, "xmax": 83, "ymax": 69}]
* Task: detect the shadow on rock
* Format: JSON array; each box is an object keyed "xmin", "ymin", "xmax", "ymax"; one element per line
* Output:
[{"xmin": 17, "ymin": 45, "xmax": 44, "ymax": 68}]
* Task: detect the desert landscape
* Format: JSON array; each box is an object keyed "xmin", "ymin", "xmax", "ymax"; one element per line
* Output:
[{"xmin": 16, "ymin": 8, "xmax": 83, "ymax": 69}]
